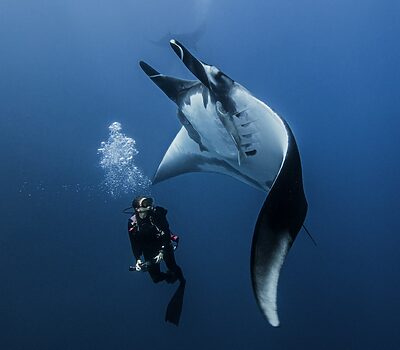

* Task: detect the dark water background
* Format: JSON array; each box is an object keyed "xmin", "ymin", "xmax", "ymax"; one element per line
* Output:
[{"xmin": 1, "ymin": 0, "xmax": 399, "ymax": 349}]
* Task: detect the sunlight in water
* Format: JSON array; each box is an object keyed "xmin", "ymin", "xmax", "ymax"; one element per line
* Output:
[{"xmin": 98, "ymin": 122, "xmax": 152, "ymax": 197}]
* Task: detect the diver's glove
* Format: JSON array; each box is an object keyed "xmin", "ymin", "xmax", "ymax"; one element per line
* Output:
[
  {"xmin": 135, "ymin": 259, "xmax": 143, "ymax": 271},
  {"xmin": 154, "ymin": 250, "xmax": 164, "ymax": 264}
]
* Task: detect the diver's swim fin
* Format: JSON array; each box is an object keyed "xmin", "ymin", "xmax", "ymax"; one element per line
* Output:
[{"xmin": 165, "ymin": 280, "xmax": 186, "ymax": 326}]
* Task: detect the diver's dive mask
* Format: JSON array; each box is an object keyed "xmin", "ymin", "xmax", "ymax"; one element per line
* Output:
[
  {"xmin": 136, "ymin": 206, "xmax": 152, "ymax": 219},
  {"xmin": 135, "ymin": 197, "xmax": 154, "ymax": 219},
  {"xmin": 138, "ymin": 197, "xmax": 153, "ymax": 208}
]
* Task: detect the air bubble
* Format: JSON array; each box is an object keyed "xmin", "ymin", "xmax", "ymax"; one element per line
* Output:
[{"xmin": 98, "ymin": 122, "xmax": 152, "ymax": 197}]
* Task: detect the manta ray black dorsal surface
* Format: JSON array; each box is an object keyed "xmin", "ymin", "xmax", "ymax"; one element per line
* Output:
[
  {"xmin": 251, "ymin": 123, "xmax": 307, "ymax": 326},
  {"xmin": 139, "ymin": 40, "xmax": 308, "ymax": 326}
]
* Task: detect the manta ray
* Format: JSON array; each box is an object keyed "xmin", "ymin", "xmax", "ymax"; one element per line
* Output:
[{"xmin": 139, "ymin": 40, "xmax": 308, "ymax": 327}]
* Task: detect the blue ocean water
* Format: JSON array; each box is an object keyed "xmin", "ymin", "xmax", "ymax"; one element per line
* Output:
[{"xmin": 1, "ymin": 0, "xmax": 399, "ymax": 349}]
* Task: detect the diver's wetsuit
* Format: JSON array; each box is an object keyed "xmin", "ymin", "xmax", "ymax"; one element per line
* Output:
[{"xmin": 128, "ymin": 206, "xmax": 184, "ymax": 284}]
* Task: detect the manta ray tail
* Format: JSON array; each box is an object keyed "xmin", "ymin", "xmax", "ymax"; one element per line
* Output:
[
  {"xmin": 139, "ymin": 61, "xmax": 198, "ymax": 104},
  {"xmin": 302, "ymin": 224, "xmax": 317, "ymax": 247}
]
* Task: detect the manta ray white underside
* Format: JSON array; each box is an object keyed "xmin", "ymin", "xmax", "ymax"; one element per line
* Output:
[{"xmin": 139, "ymin": 40, "xmax": 308, "ymax": 327}]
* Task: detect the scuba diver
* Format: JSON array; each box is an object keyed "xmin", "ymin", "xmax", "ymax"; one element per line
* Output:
[
  {"xmin": 128, "ymin": 196, "xmax": 185, "ymax": 284},
  {"xmin": 127, "ymin": 196, "xmax": 186, "ymax": 326}
]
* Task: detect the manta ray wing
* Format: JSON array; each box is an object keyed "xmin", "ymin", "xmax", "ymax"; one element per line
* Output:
[
  {"xmin": 154, "ymin": 127, "xmax": 263, "ymax": 187},
  {"xmin": 251, "ymin": 124, "xmax": 307, "ymax": 326}
]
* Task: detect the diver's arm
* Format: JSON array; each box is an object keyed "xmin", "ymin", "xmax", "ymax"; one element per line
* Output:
[{"xmin": 128, "ymin": 220, "xmax": 142, "ymax": 260}]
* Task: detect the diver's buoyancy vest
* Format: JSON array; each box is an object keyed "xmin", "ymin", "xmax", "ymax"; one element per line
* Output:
[{"xmin": 129, "ymin": 213, "xmax": 179, "ymax": 248}]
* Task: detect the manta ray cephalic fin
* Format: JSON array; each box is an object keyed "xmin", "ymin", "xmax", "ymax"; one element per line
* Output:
[{"xmin": 139, "ymin": 61, "xmax": 198, "ymax": 104}]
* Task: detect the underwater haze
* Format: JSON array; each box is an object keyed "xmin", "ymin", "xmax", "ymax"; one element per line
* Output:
[{"xmin": 1, "ymin": 0, "xmax": 400, "ymax": 349}]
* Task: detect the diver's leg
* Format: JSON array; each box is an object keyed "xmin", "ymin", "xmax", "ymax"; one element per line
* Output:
[
  {"xmin": 147, "ymin": 263, "xmax": 167, "ymax": 284},
  {"xmin": 164, "ymin": 249, "xmax": 185, "ymax": 283}
]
